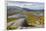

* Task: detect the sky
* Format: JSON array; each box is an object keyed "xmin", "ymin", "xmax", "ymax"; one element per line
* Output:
[
  {"xmin": 7, "ymin": 1, "xmax": 44, "ymax": 10},
  {"xmin": 7, "ymin": 0, "xmax": 44, "ymax": 2}
]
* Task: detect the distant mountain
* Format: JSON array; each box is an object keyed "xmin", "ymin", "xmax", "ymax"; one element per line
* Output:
[
  {"xmin": 23, "ymin": 8, "xmax": 44, "ymax": 12},
  {"xmin": 7, "ymin": 6, "xmax": 44, "ymax": 13},
  {"xmin": 7, "ymin": 6, "xmax": 26, "ymax": 16},
  {"xmin": 7, "ymin": 6, "xmax": 44, "ymax": 16}
]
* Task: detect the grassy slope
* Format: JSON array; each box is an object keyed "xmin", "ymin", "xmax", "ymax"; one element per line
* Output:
[
  {"xmin": 7, "ymin": 18, "xmax": 17, "ymax": 30},
  {"xmin": 22, "ymin": 12, "xmax": 44, "ymax": 26},
  {"xmin": 7, "ymin": 11, "xmax": 44, "ymax": 30}
]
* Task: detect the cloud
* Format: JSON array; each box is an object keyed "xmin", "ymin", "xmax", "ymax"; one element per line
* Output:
[
  {"xmin": 7, "ymin": 0, "xmax": 44, "ymax": 2},
  {"xmin": 7, "ymin": 1, "xmax": 44, "ymax": 10}
]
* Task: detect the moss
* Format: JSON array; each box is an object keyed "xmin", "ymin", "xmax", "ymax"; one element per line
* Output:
[
  {"xmin": 7, "ymin": 18, "xmax": 16, "ymax": 22},
  {"xmin": 24, "ymin": 12, "xmax": 44, "ymax": 25},
  {"xmin": 7, "ymin": 26, "xmax": 17, "ymax": 30}
]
